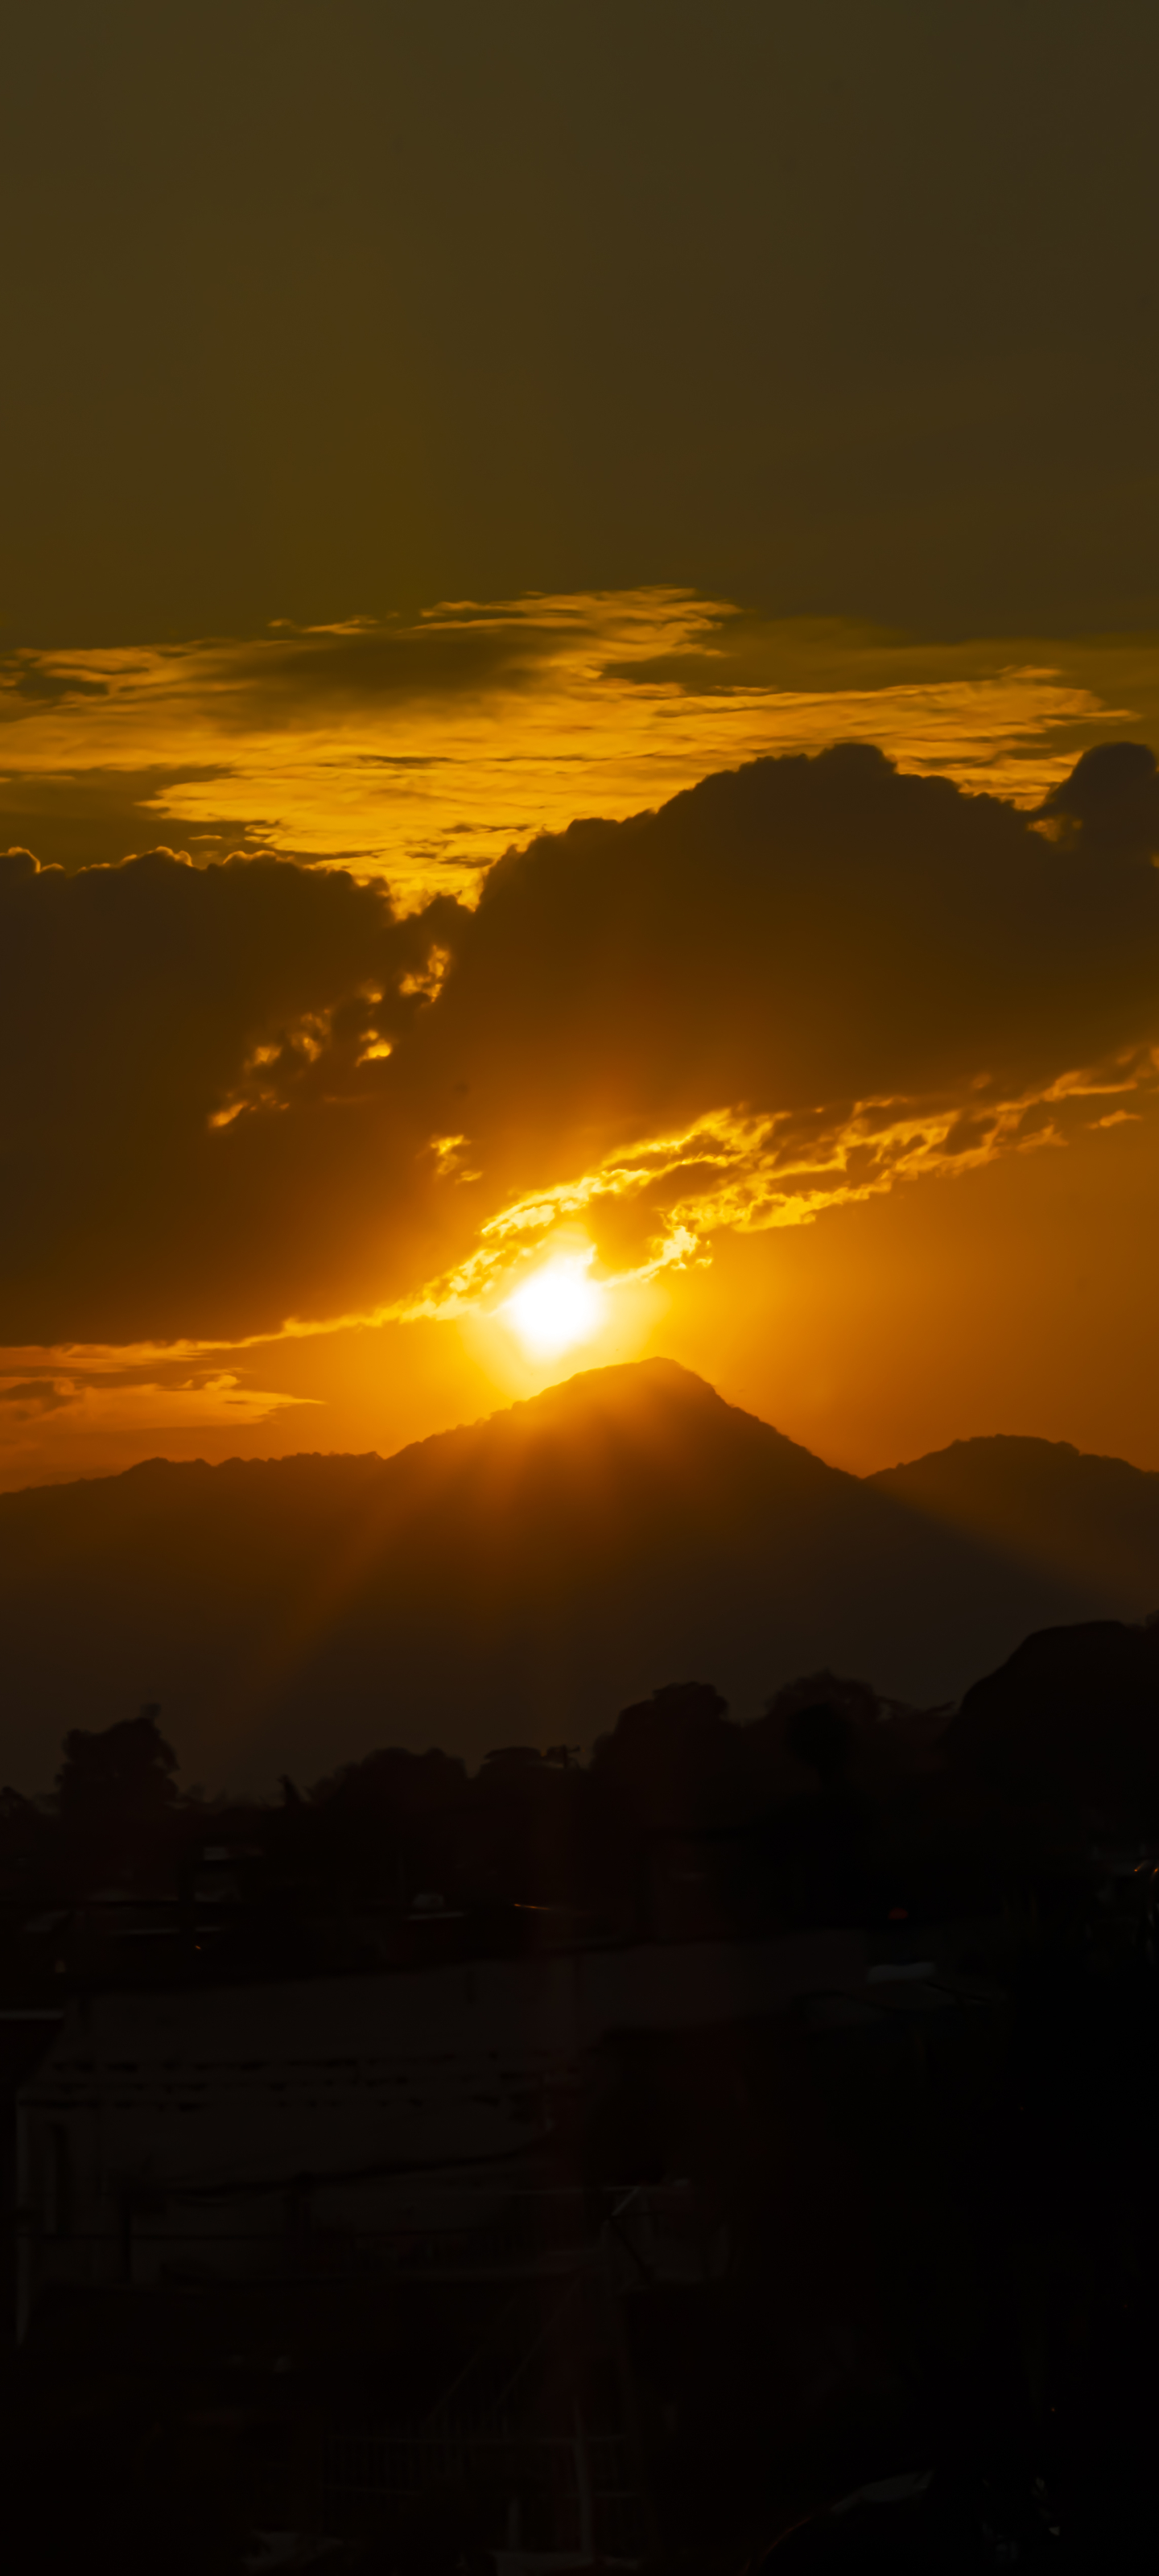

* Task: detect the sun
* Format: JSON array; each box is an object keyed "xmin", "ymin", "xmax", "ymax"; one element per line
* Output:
[{"xmin": 501, "ymin": 1249, "xmax": 607, "ymax": 1359}]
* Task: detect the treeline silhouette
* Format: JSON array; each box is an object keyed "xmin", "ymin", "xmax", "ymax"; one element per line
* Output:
[{"xmin": 6, "ymin": 1614, "xmax": 1159, "ymax": 1996}]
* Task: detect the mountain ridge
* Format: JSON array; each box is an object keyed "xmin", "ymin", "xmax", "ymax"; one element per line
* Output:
[
  {"xmin": 7, "ymin": 1360, "xmax": 1151, "ymax": 1505},
  {"xmin": 2, "ymin": 1358, "xmax": 1157, "ymax": 1794},
  {"xmin": 871, "ymin": 1426, "xmax": 1159, "ymax": 1616}
]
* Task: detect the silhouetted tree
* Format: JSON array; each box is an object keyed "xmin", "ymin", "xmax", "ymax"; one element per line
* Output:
[
  {"xmin": 586, "ymin": 1685, "xmax": 741, "ymax": 1922},
  {"xmin": 307, "ymin": 1744, "xmax": 468, "ymax": 1901},
  {"xmin": 0, "ymin": 1781, "xmax": 45, "ymax": 1854},
  {"xmin": 56, "ymin": 1705, "xmax": 179, "ymax": 1823},
  {"xmin": 751, "ymin": 1668, "xmax": 889, "ymax": 1802},
  {"xmin": 786, "ymin": 1700, "xmax": 854, "ymax": 1795}
]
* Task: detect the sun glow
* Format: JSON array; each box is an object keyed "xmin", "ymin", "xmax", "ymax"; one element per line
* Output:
[{"xmin": 501, "ymin": 1250, "xmax": 607, "ymax": 1359}]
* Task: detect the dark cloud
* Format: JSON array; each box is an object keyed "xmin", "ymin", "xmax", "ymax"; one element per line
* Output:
[
  {"xmin": 0, "ymin": 766, "xmax": 270, "ymax": 874},
  {"xmin": 0, "ymin": 848, "xmax": 467, "ymax": 1342},
  {"xmin": 402, "ymin": 741, "xmax": 1159, "ymax": 1172},
  {"xmin": 203, "ymin": 617, "xmax": 562, "ymax": 728},
  {"xmin": 3, "ymin": 744, "xmax": 1159, "ymax": 1349},
  {"xmin": 0, "ymin": 656, "xmax": 109, "ymax": 708},
  {"xmin": 0, "ymin": 1380, "xmax": 69, "ymax": 1412},
  {"xmin": 1035, "ymin": 739, "xmax": 1159, "ymax": 858}
]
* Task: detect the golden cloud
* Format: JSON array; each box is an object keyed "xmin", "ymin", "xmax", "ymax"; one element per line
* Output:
[
  {"xmin": 3, "ymin": 733, "xmax": 1159, "ymax": 1372},
  {"xmin": 395, "ymin": 1048, "xmax": 1159, "ymax": 1323},
  {"xmin": 2, "ymin": 588, "xmax": 1154, "ymax": 902}
]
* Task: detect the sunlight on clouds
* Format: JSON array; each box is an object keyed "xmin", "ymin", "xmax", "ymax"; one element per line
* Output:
[
  {"xmin": 3, "ymin": 701, "xmax": 1158, "ymax": 1504},
  {"xmin": 0, "ymin": 1367, "xmax": 317, "ymax": 1485},
  {"xmin": 2, "ymin": 590, "xmax": 1151, "ymax": 906},
  {"xmin": 4, "ymin": 1048, "xmax": 1157, "ymax": 1489},
  {"xmin": 394, "ymin": 1046, "xmax": 1159, "ymax": 1329},
  {"xmin": 0, "ymin": 1372, "xmax": 315, "ymax": 1435}
]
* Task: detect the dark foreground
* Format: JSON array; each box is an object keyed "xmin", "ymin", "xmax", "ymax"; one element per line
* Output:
[{"xmin": 4, "ymin": 1629, "xmax": 1159, "ymax": 2573}]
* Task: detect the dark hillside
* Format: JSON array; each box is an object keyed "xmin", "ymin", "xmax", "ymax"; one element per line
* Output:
[
  {"xmin": 2, "ymin": 1360, "xmax": 1157, "ymax": 1791},
  {"xmin": 944, "ymin": 1615, "xmax": 1159, "ymax": 1838},
  {"xmin": 872, "ymin": 1433, "xmax": 1159, "ymax": 1616}
]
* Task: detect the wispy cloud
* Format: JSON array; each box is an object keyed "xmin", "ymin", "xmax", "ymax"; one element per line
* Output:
[
  {"xmin": 394, "ymin": 1049, "xmax": 1159, "ymax": 1323},
  {"xmin": 0, "ymin": 1364, "xmax": 316, "ymax": 1489}
]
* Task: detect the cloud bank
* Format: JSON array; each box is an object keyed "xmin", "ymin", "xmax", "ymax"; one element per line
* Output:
[
  {"xmin": 1, "ymin": 591, "xmax": 1150, "ymax": 899},
  {"xmin": 3, "ymin": 740, "xmax": 1159, "ymax": 1366}
]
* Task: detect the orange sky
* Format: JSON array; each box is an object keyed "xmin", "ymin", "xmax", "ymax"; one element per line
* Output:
[
  {"xmin": 6, "ymin": 1097, "xmax": 1157, "ymax": 1494},
  {"xmin": 5, "ymin": 12, "xmax": 1159, "ymax": 1498},
  {"xmin": 3, "ymin": 597, "xmax": 1158, "ymax": 1492}
]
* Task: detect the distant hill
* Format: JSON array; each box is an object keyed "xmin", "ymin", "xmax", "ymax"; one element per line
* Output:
[
  {"xmin": 872, "ymin": 1435, "xmax": 1159, "ymax": 1616},
  {"xmin": 2, "ymin": 1359, "xmax": 1158, "ymax": 1793}
]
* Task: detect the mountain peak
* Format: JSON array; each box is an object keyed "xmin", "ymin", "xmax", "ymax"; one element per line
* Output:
[
  {"xmin": 495, "ymin": 1353, "xmax": 726, "ymax": 1426},
  {"xmin": 4, "ymin": 1362, "xmax": 1159, "ymax": 1794},
  {"xmin": 501, "ymin": 1352, "xmax": 716, "ymax": 1410}
]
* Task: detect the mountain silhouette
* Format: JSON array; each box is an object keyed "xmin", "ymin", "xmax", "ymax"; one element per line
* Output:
[
  {"xmin": 872, "ymin": 1433, "xmax": 1159, "ymax": 1616},
  {"xmin": 2, "ymin": 1358, "xmax": 1157, "ymax": 1793}
]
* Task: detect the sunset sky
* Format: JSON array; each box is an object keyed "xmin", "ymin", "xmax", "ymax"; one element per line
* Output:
[{"xmin": 3, "ymin": 1, "xmax": 1159, "ymax": 1493}]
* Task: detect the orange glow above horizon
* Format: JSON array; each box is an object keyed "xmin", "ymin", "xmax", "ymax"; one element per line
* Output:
[{"xmin": 2, "ymin": 596, "xmax": 1159, "ymax": 1496}]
